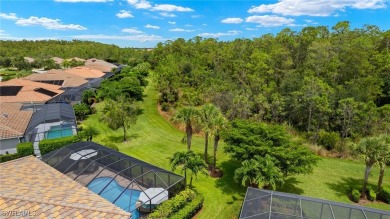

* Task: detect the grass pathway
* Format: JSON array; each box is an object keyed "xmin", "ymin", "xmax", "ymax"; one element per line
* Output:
[{"xmin": 83, "ymin": 80, "xmax": 390, "ymax": 218}]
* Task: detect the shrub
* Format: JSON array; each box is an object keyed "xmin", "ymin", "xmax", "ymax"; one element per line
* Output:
[
  {"xmin": 39, "ymin": 136, "xmax": 79, "ymax": 155},
  {"xmin": 148, "ymin": 189, "xmax": 196, "ymax": 219},
  {"xmin": 351, "ymin": 188, "xmax": 360, "ymax": 203},
  {"xmin": 0, "ymin": 153, "xmax": 21, "ymax": 163},
  {"xmin": 318, "ymin": 130, "xmax": 340, "ymax": 150},
  {"xmin": 170, "ymin": 194, "xmax": 204, "ymax": 219},
  {"xmin": 367, "ymin": 187, "xmax": 376, "ymax": 201},
  {"xmin": 16, "ymin": 142, "xmax": 34, "ymax": 156},
  {"xmin": 161, "ymin": 102, "xmax": 170, "ymax": 112},
  {"xmin": 104, "ymin": 143, "xmax": 119, "ymax": 151},
  {"xmin": 378, "ymin": 187, "xmax": 390, "ymax": 204}
]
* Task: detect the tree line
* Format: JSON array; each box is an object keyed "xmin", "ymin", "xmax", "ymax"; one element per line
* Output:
[{"xmin": 150, "ymin": 21, "xmax": 390, "ymax": 152}]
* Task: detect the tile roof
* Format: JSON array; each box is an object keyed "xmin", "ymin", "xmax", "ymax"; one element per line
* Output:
[
  {"xmin": 0, "ymin": 103, "xmax": 33, "ymax": 139},
  {"xmin": 23, "ymin": 57, "xmax": 35, "ymax": 63},
  {"xmin": 86, "ymin": 59, "xmax": 117, "ymax": 69},
  {"xmin": 85, "ymin": 63, "xmax": 115, "ymax": 73},
  {"xmin": 0, "ymin": 156, "xmax": 131, "ymax": 219},
  {"xmin": 0, "ymin": 79, "xmax": 64, "ymax": 104},
  {"xmin": 24, "ymin": 70, "xmax": 89, "ymax": 88},
  {"xmin": 64, "ymin": 67, "xmax": 105, "ymax": 79}
]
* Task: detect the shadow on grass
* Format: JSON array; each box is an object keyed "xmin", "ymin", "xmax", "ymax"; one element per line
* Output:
[
  {"xmin": 195, "ymin": 152, "xmax": 214, "ymax": 165},
  {"xmin": 325, "ymin": 177, "xmax": 363, "ymax": 197},
  {"xmin": 102, "ymin": 133, "xmax": 140, "ymax": 143},
  {"xmin": 279, "ymin": 177, "xmax": 304, "ymax": 195},
  {"xmin": 214, "ymin": 159, "xmax": 246, "ymax": 196}
]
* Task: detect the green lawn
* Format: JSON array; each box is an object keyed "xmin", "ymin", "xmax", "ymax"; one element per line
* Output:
[{"xmin": 82, "ymin": 80, "xmax": 390, "ymax": 218}]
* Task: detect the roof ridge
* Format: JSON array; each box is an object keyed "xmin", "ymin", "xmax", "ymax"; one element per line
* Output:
[{"xmin": 0, "ymin": 195, "xmax": 130, "ymax": 216}]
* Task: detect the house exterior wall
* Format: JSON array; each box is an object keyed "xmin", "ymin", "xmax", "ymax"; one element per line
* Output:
[{"xmin": 0, "ymin": 138, "xmax": 20, "ymax": 155}]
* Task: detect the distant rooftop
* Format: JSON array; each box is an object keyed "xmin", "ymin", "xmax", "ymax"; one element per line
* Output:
[
  {"xmin": 64, "ymin": 66, "xmax": 106, "ymax": 79},
  {"xmin": 0, "ymin": 156, "xmax": 131, "ymax": 218},
  {"xmin": 25, "ymin": 70, "xmax": 89, "ymax": 88}
]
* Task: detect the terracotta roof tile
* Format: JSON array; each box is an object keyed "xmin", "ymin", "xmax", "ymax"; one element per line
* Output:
[
  {"xmin": 51, "ymin": 57, "xmax": 64, "ymax": 65},
  {"xmin": 0, "ymin": 79, "xmax": 64, "ymax": 104},
  {"xmin": 0, "ymin": 103, "xmax": 33, "ymax": 139},
  {"xmin": 0, "ymin": 156, "xmax": 131, "ymax": 219},
  {"xmin": 64, "ymin": 67, "xmax": 105, "ymax": 79},
  {"xmin": 24, "ymin": 70, "xmax": 88, "ymax": 88}
]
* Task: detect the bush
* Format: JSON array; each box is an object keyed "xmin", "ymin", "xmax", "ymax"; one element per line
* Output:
[
  {"xmin": 148, "ymin": 189, "xmax": 196, "ymax": 219},
  {"xmin": 39, "ymin": 136, "xmax": 79, "ymax": 155},
  {"xmin": 378, "ymin": 187, "xmax": 390, "ymax": 204},
  {"xmin": 318, "ymin": 130, "xmax": 340, "ymax": 150},
  {"xmin": 104, "ymin": 143, "xmax": 119, "ymax": 151},
  {"xmin": 351, "ymin": 188, "xmax": 361, "ymax": 203},
  {"xmin": 161, "ymin": 102, "xmax": 170, "ymax": 112},
  {"xmin": 170, "ymin": 194, "xmax": 204, "ymax": 219},
  {"xmin": 73, "ymin": 103, "xmax": 91, "ymax": 120},
  {"xmin": 367, "ymin": 187, "xmax": 376, "ymax": 201},
  {"xmin": 0, "ymin": 153, "xmax": 21, "ymax": 163},
  {"xmin": 16, "ymin": 142, "xmax": 34, "ymax": 156}
]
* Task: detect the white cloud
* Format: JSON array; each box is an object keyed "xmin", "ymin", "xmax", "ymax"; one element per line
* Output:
[
  {"xmin": 198, "ymin": 30, "xmax": 241, "ymax": 38},
  {"xmin": 135, "ymin": 0, "xmax": 152, "ymax": 9},
  {"xmin": 152, "ymin": 4, "xmax": 193, "ymax": 12},
  {"xmin": 246, "ymin": 15, "xmax": 294, "ymax": 27},
  {"xmin": 15, "ymin": 16, "xmax": 87, "ymax": 30},
  {"xmin": 144, "ymin": 24, "xmax": 160, "ymax": 29},
  {"xmin": 169, "ymin": 28, "xmax": 194, "ymax": 32},
  {"xmin": 184, "ymin": 24, "xmax": 193, "ymax": 27},
  {"xmin": 55, "ymin": 0, "xmax": 112, "ymax": 2},
  {"xmin": 245, "ymin": 28, "xmax": 258, "ymax": 31},
  {"xmin": 160, "ymin": 12, "xmax": 176, "ymax": 17},
  {"xmin": 122, "ymin": 28, "xmax": 143, "ymax": 34},
  {"xmin": 72, "ymin": 34, "xmax": 163, "ymax": 42},
  {"xmin": 116, "ymin": 10, "xmax": 134, "ymax": 18},
  {"xmin": 221, "ymin": 18, "xmax": 243, "ymax": 24},
  {"xmin": 248, "ymin": 0, "xmax": 387, "ymax": 16},
  {"xmin": 168, "ymin": 21, "xmax": 176, "ymax": 25},
  {"xmin": 0, "ymin": 13, "xmax": 18, "ymax": 20}
]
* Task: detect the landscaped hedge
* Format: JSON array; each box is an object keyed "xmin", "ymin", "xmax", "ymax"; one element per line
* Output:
[
  {"xmin": 378, "ymin": 187, "xmax": 390, "ymax": 204},
  {"xmin": 39, "ymin": 136, "xmax": 79, "ymax": 155},
  {"xmin": 367, "ymin": 187, "xmax": 376, "ymax": 201},
  {"xmin": 350, "ymin": 188, "xmax": 360, "ymax": 203},
  {"xmin": 148, "ymin": 189, "xmax": 196, "ymax": 219},
  {"xmin": 16, "ymin": 142, "xmax": 34, "ymax": 156},
  {"xmin": 170, "ymin": 193, "xmax": 204, "ymax": 219},
  {"xmin": 0, "ymin": 153, "xmax": 21, "ymax": 163}
]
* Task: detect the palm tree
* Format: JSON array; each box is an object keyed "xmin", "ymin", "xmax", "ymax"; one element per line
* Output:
[
  {"xmin": 172, "ymin": 107, "xmax": 199, "ymax": 151},
  {"xmin": 170, "ymin": 151, "xmax": 195, "ymax": 180},
  {"xmin": 377, "ymin": 135, "xmax": 390, "ymax": 193},
  {"xmin": 234, "ymin": 155, "xmax": 283, "ymax": 189},
  {"xmin": 183, "ymin": 154, "xmax": 208, "ymax": 187},
  {"xmin": 211, "ymin": 113, "xmax": 228, "ymax": 171},
  {"xmin": 83, "ymin": 126, "xmax": 99, "ymax": 141},
  {"xmin": 170, "ymin": 151, "xmax": 207, "ymax": 187},
  {"xmin": 198, "ymin": 104, "xmax": 220, "ymax": 163},
  {"xmin": 355, "ymin": 136, "xmax": 386, "ymax": 199}
]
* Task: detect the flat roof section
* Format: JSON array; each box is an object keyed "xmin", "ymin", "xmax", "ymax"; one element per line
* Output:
[{"xmin": 0, "ymin": 156, "xmax": 131, "ymax": 218}]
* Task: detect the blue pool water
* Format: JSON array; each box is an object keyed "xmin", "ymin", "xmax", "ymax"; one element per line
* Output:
[
  {"xmin": 46, "ymin": 125, "xmax": 73, "ymax": 139},
  {"xmin": 87, "ymin": 177, "xmax": 141, "ymax": 219}
]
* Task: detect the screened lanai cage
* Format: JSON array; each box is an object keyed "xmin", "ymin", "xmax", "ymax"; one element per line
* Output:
[
  {"xmin": 23, "ymin": 103, "xmax": 77, "ymax": 144},
  {"xmin": 42, "ymin": 141, "xmax": 186, "ymax": 219},
  {"xmin": 239, "ymin": 187, "xmax": 390, "ymax": 219}
]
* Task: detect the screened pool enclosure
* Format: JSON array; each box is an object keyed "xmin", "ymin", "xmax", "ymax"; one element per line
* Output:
[
  {"xmin": 23, "ymin": 103, "xmax": 77, "ymax": 143},
  {"xmin": 42, "ymin": 142, "xmax": 186, "ymax": 218},
  {"xmin": 240, "ymin": 187, "xmax": 390, "ymax": 219}
]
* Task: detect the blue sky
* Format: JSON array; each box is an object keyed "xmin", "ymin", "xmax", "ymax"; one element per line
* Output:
[{"xmin": 1, "ymin": 0, "xmax": 390, "ymax": 48}]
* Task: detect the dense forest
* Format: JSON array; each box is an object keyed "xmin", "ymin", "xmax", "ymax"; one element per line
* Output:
[
  {"xmin": 0, "ymin": 40, "xmax": 148, "ymax": 64},
  {"xmin": 151, "ymin": 21, "xmax": 390, "ymax": 152}
]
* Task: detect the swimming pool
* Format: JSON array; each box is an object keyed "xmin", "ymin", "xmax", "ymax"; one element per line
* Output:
[
  {"xmin": 46, "ymin": 125, "xmax": 73, "ymax": 139},
  {"xmin": 87, "ymin": 177, "xmax": 141, "ymax": 219}
]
